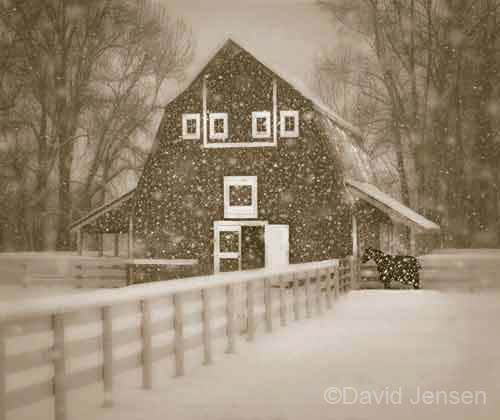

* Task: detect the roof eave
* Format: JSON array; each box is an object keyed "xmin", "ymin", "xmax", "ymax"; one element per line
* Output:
[
  {"xmin": 69, "ymin": 189, "xmax": 136, "ymax": 232},
  {"xmin": 347, "ymin": 180, "xmax": 440, "ymax": 233}
]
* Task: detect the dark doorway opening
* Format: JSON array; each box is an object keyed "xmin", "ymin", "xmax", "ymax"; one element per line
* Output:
[{"xmin": 241, "ymin": 226, "xmax": 265, "ymax": 270}]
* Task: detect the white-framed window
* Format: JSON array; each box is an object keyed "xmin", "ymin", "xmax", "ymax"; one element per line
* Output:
[
  {"xmin": 182, "ymin": 113, "xmax": 200, "ymax": 140},
  {"xmin": 252, "ymin": 111, "xmax": 271, "ymax": 139},
  {"xmin": 224, "ymin": 176, "xmax": 258, "ymax": 219},
  {"xmin": 280, "ymin": 110, "xmax": 299, "ymax": 138},
  {"xmin": 209, "ymin": 112, "xmax": 228, "ymax": 140}
]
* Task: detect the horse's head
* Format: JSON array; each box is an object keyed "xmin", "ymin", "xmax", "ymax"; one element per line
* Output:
[{"xmin": 361, "ymin": 246, "xmax": 384, "ymax": 263}]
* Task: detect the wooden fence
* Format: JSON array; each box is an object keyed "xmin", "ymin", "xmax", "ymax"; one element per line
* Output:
[{"xmin": 0, "ymin": 257, "xmax": 357, "ymax": 420}]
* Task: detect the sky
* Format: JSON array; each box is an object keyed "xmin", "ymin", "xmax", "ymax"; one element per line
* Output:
[{"xmin": 163, "ymin": 0, "xmax": 340, "ymax": 102}]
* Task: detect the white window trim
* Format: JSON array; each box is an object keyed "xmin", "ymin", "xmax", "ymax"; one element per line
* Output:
[
  {"xmin": 209, "ymin": 112, "xmax": 228, "ymax": 140},
  {"xmin": 252, "ymin": 111, "xmax": 271, "ymax": 139},
  {"xmin": 280, "ymin": 110, "xmax": 299, "ymax": 138},
  {"xmin": 204, "ymin": 142, "xmax": 275, "ymax": 149},
  {"xmin": 182, "ymin": 113, "xmax": 200, "ymax": 140},
  {"xmin": 224, "ymin": 176, "xmax": 258, "ymax": 219}
]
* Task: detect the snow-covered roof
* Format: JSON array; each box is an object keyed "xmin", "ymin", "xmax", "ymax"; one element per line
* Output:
[
  {"xmin": 69, "ymin": 189, "xmax": 136, "ymax": 232},
  {"xmin": 346, "ymin": 179, "xmax": 440, "ymax": 232},
  {"xmin": 165, "ymin": 37, "xmax": 362, "ymax": 141}
]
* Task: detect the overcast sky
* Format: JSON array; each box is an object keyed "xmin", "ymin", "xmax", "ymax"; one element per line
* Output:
[{"xmin": 164, "ymin": 0, "xmax": 339, "ymax": 101}]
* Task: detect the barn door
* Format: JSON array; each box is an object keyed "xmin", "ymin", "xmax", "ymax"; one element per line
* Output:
[
  {"xmin": 214, "ymin": 224, "xmax": 241, "ymax": 273},
  {"xmin": 265, "ymin": 224, "xmax": 289, "ymax": 269}
]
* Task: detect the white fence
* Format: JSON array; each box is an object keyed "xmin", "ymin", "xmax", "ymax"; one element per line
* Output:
[{"xmin": 0, "ymin": 257, "xmax": 357, "ymax": 420}]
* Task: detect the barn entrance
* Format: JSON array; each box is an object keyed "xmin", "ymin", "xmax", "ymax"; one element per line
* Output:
[
  {"xmin": 213, "ymin": 221, "xmax": 289, "ymax": 273},
  {"xmin": 241, "ymin": 226, "xmax": 265, "ymax": 270}
]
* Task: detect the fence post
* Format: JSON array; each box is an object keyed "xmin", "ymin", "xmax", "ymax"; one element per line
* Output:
[
  {"xmin": 315, "ymin": 269, "xmax": 323, "ymax": 316},
  {"xmin": 77, "ymin": 229, "xmax": 83, "ymax": 256},
  {"xmin": 114, "ymin": 234, "xmax": 120, "ymax": 257},
  {"xmin": 97, "ymin": 233, "xmax": 104, "ymax": 257},
  {"xmin": 279, "ymin": 275, "xmax": 287, "ymax": 327},
  {"xmin": 64, "ymin": 262, "xmax": 74, "ymax": 287},
  {"xmin": 226, "ymin": 285, "xmax": 236, "ymax": 354},
  {"xmin": 325, "ymin": 267, "xmax": 333, "ymax": 310},
  {"xmin": 246, "ymin": 281, "xmax": 255, "ymax": 341},
  {"xmin": 102, "ymin": 306, "xmax": 113, "ymax": 407},
  {"xmin": 264, "ymin": 277, "xmax": 273, "ymax": 332},
  {"xmin": 174, "ymin": 293, "xmax": 184, "ymax": 376},
  {"xmin": 293, "ymin": 273, "xmax": 300, "ymax": 320},
  {"xmin": 141, "ymin": 300, "xmax": 153, "ymax": 389},
  {"xmin": 305, "ymin": 272, "xmax": 312, "ymax": 318},
  {"xmin": 201, "ymin": 289, "xmax": 213, "ymax": 365},
  {"xmin": 52, "ymin": 314, "xmax": 67, "ymax": 420},
  {"xmin": 334, "ymin": 264, "xmax": 340, "ymax": 299},
  {"xmin": 0, "ymin": 324, "xmax": 6, "ymax": 420},
  {"xmin": 22, "ymin": 262, "xmax": 31, "ymax": 287},
  {"xmin": 351, "ymin": 256, "xmax": 359, "ymax": 290}
]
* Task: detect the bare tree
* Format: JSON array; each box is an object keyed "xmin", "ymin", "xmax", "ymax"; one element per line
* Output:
[
  {"xmin": 77, "ymin": 5, "xmax": 193, "ymax": 214},
  {"xmin": 317, "ymin": 0, "xmax": 500, "ymax": 247},
  {"xmin": 0, "ymin": 0, "xmax": 193, "ymax": 250}
]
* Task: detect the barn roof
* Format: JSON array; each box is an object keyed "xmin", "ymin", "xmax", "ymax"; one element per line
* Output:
[
  {"xmin": 346, "ymin": 179, "xmax": 440, "ymax": 232},
  {"xmin": 163, "ymin": 38, "xmax": 363, "ymax": 142}
]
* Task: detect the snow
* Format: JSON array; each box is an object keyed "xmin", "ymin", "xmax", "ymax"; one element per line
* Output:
[
  {"xmin": 7, "ymin": 289, "xmax": 500, "ymax": 420},
  {"xmin": 346, "ymin": 178, "xmax": 441, "ymax": 231}
]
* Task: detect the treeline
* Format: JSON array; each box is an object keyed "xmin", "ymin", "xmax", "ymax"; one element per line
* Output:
[
  {"xmin": 317, "ymin": 0, "xmax": 500, "ymax": 247},
  {"xmin": 0, "ymin": 0, "xmax": 193, "ymax": 251}
]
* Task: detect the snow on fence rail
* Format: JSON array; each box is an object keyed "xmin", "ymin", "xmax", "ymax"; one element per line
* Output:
[{"xmin": 0, "ymin": 257, "xmax": 357, "ymax": 420}]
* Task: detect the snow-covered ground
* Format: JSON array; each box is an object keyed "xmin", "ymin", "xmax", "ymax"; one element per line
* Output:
[{"xmin": 6, "ymin": 289, "xmax": 500, "ymax": 420}]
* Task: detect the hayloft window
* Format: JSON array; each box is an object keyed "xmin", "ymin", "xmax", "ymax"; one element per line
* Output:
[
  {"xmin": 280, "ymin": 110, "xmax": 299, "ymax": 138},
  {"xmin": 209, "ymin": 113, "xmax": 228, "ymax": 140},
  {"xmin": 182, "ymin": 113, "xmax": 200, "ymax": 140},
  {"xmin": 224, "ymin": 176, "xmax": 257, "ymax": 219},
  {"xmin": 252, "ymin": 111, "xmax": 271, "ymax": 139},
  {"xmin": 230, "ymin": 185, "xmax": 253, "ymax": 206}
]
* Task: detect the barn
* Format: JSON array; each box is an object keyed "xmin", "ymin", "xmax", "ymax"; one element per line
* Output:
[{"xmin": 69, "ymin": 39, "xmax": 440, "ymax": 280}]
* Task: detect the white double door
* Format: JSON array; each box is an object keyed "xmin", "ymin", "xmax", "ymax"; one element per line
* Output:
[{"xmin": 214, "ymin": 223, "xmax": 289, "ymax": 273}]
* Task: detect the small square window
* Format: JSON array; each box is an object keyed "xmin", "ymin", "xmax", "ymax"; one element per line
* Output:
[
  {"xmin": 209, "ymin": 113, "xmax": 228, "ymax": 140},
  {"xmin": 186, "ymin": 119, "xmax": 197, "ymax": 134},
  {"xmin": 280, "ymin": 110, "xmax": 299, "ymax": 138},
  {"xmin": 252, "ymin": 111, "xmax": 271, "ymax": 139},
  {"xmin": 214, "ymin": 118, "xmax": 225, "ymax": 133},
  {"xmin": 224, "ymin": 176, "xmax": 257, "ymax": 219},
  {"xmin": 182, "ymin": 113, "xmax": 200, "ymax": 140},
  {"xmin": 230, "ymin": 185, "xmax": 253, "ymax": 206},
  {"xmin": 257, "ymin": 118, "xmax": 267, "ymax": 132}
]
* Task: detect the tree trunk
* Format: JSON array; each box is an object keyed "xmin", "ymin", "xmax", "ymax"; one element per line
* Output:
[{"xmin": 56, "ymin": 140, "xmax": 74, "ymax": 250}]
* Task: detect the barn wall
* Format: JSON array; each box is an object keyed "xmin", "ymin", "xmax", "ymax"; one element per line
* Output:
[{"xmin": 133, "ymin": 41, "xmax": 353, "ymax": 274}]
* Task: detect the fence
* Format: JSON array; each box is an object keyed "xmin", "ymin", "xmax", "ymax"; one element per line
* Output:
[
  {"xmin": 10, "ymin": 258, "xmax": 200, "ymax": 288},
  {"xmin": 0, "ymin": 257, "xmax": 357, "ymax": 420}
]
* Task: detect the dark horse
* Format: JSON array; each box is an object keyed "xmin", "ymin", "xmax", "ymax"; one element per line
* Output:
[{"xmin": 361, "ymin": 247, "xmax": 421, "ymax": 289}]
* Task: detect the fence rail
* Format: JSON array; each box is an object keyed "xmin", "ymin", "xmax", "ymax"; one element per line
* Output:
[{"xmin": 0, "ymin": 257, "xmax": 357, "ymax": 420}]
